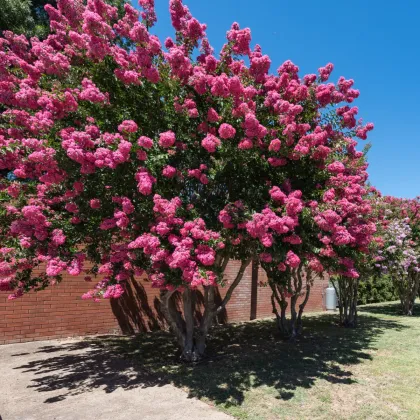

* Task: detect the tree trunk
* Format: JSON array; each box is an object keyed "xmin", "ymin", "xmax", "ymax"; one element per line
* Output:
[
  {"xmin": 268, "ymin": 265, "xmax": 313, "ymax": 339},
  {"xmin": 160, "ymin": 258, "xmax": 251, "ymax": 361},
  {"xmin": 345, "ymin": 279, "xmax": 358, "ymax": 327},
  {"xmin": 160, "ymin": 289, "xmax": 185, "ymax": 350},
  {"xmin": 195, "ymin": 285, "xmax": 215, "ymax": 356},
  {"xmin": 296, "ymin": 284, "xmax": 311, "ymax": 334},
  {"xmin": 289, "ymin": 294, "xmax": 298, "ymax": 339},
  {"xmin": 196, "ymin": 258, "xmax": 251, "ymax": 357},
  {"xmin": 182, "ymin": 288, "xmax": 197, "ymax": 361},
  {"xmin": 333, "ymin": 277, "xmax": 359, "ymax": 327},
  {"xmin": 401, "ymin": 297, "xmax": 414, "ymax": 316},
  {"xmin": 394, "ymin": 271, "xmax": 419, "ymax": 316},
  {"xmin": 280, "ymin": 299, "xmax": 288, "ymax": 334},
  {"xmin": 269, "ymin": 278, "xmax": 289, "ymax": 337}
]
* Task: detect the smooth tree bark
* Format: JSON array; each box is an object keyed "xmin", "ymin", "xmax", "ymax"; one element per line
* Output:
[
  {"xmin": 160, "ymin": 257, "xmax": 251, "ymax": 361},
  {"xmin": 391, "ymin": 270, "xmax": 420, "ymax": 316},
  {"xmin": 265, "ymin": 263, "xmax": 313, "ymax": 339},
  {"xmin": 332, "ymin": 276, "xmax": 359, "ymax": 327}
]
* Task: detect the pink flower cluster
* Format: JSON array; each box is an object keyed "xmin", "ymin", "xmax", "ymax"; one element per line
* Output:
[
  {"xmin": 123, "ymin": 195, "xmax": 221, "ymax": 288},
  {"xmin": 0, "ymin": 0, "xmax": 377, "ymax": 301}
]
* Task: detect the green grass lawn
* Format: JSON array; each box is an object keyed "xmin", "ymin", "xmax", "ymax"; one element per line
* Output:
[{"xmin": 95, "ymin": 302, "xmax": 420, "ymax": 419}]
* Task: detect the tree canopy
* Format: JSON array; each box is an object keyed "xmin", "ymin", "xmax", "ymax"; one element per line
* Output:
[{"xmin": 1, "ymin": 0, "xmax": 411, "ymax": 359}]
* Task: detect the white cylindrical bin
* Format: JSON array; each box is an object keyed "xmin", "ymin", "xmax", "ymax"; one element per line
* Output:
[{"xmin": 325, "ymin": 287, "xmax": 337, "ymax": 311}]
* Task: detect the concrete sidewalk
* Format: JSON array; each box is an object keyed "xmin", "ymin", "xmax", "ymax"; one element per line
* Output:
[{"xmin": 0, "ymin": 338, "xmax": 232, "ymax": 420}]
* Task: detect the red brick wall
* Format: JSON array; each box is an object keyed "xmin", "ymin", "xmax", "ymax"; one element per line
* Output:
[{"xmin": 0, "ymin": 261, "xmax": 328, "ymax": 345}]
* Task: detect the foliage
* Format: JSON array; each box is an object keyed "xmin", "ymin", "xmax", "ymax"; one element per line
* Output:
[
  {"xmin": 0, "ymin": 0, "xmax": 36, "ymax": 37},
  {"xmin": 328, "ymin": 188, "xmax": 383, "ymax": 327},
  {"xmin": 0, "ymin": 1, "xmax": 129, "ymax": 40},
  {"xmin": 0, "ymin": 0, "xmax": 375, "ymax": 357},
  {"xmin": 262, "ymin": 138, "xmax": 377, "ymax": 334},
  {"xmin": 358, "ymin": 274, "xmax": 397, "ymax": 305},
  {"xmin": 0, "ymin": 0, "xmax": 57, "ymax": 39},
  {"xmin": 375, "ymin": 197, "xmax": 420, "ymax": 315}
]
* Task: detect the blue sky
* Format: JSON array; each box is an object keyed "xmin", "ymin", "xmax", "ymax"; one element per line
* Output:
[{"xmin": 150, "ymin": 0, "xmax": 420, "ymax": 198}]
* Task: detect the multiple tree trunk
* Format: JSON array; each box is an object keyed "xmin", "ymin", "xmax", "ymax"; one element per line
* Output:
[
  {"xmin": 160, "ymin": 257, "xmax": 251, "ymax": 361},
  {"xmin": 267, "ymin": 264, "xmax": 313, "ymax": 338},
  {"xmin": 159, "ymin": 260, "xmax": 419, "ymax": 361},
  {"xmin": 333, "ymin": 270, "xmax": 420, "ymax": 324},
  {"xmin": 332, "ymin": 276, "xmax": 359, "ymax": 327},
  {"xmin": 391, "ymin": 270, "xmax": 420, "ymax": 316}
]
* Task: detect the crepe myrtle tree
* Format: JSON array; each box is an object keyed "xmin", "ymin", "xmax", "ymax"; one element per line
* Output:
[
  {"xmin": 330, "ymin": 245, "xmax": 381, "ymax": 328},
  {"xmin": 259, "ymin": 152, "xmax": 377, "ymax": 337},
  {"xmin": 375, "ymin": 197, "xmax": 420, "ymax": 316},
  {"xmin": 0, "ymin": 0, "xmax": 374, "ymax": 359},
  {"xmin": 326, "ymin": 185, "xmax": 382, "ymax": 328},
  {"xmin": 254, "ymin": 92, "xmax": 376, "ymax": 337}
]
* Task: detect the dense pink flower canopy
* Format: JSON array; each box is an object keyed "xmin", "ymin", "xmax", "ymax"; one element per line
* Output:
[{"xmin": 0, "ymin": 0, "xmax": 377, "ymax": 300}]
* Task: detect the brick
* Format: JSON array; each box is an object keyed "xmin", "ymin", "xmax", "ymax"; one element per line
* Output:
[{"xmin": 1, "ymin": 261, "xmax": 328, "ymax": 344}]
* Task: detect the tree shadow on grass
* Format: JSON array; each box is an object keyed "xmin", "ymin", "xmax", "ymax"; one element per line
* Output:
[
  {"xmin": 359, "ymin": 302, "xmax": 420, "ymax": 317},
  {"xmin": 14, "ymin": 313, "xmax": 405, "ymax": 407}
]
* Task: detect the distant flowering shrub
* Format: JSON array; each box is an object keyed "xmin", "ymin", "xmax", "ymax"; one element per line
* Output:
[
  {"xmin": 375, "ymin": 197, "xmax": 420, "ymax": 315},
  {"xmin": 0, "ymin": 0, "xmax": 375, "ymax": 357}
]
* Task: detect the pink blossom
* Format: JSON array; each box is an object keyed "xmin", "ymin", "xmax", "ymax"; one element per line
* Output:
[
  {"xmin": 46, "ymin": 258, "xmax": 67, "ymax": 276},
  {"xmin": 218, "ymin": 209, "xmax": 234, "ymax": 228},
  {"xmin": 90, "ymin": 199, "xmax": 101, "ymax": 209},
  {"xmin": 67, "ymin": 254, "xmax": 85, "ymax": 276},
  {"xmin": 327, "ymin": 161, "xmax": 346, "ymax": 174},
  {"xmin": 268, "ymin": 138, "xmax": 281, "ymax": 152},
  {"xmin": 0, "ymin": 262, "xmax": 14, "ymax": 277},
  {"xmin": 135, "ymin": 168, "xmax": 156, "ymax": 195},
  {"xmin": 0, "ymin": 278, "xmax": 13, "ymax": 292},
  {"xmin": 282, "ymin": 234, "xmax": 302, "ymax": 245},
  {"xmin": 201, "ymin": 134, "xmax": 221, "ymax": 153},
  {"xmin": 308, "ymin": 258, "xmax": 324, "ymax": 273},
  {"xmin": 269, "ymin": 186, "xmax": 286, "ymax": 203},
  {"xmin": 260, "ymin": 253, "xmax": 272, "ymax": 263},
  {"xmin": 156, "ymin": 222, "xmax": 171, "ymax": 236},
  {"xmin": 303, "ymin": 74, "xmax": 317, "ymax": 86},
  {"xmin": 286, "ymin": 251, "xmax": 301, "ymax": 268},
  {"xmin": 103, "ymin": 284, "xmax": 125, "ymax": 299},
  {"xmin": 159, "ymin": 131, "xmax": 176, "ymax": 148},
  {"xmin": 162, "ymin": 165, "xmax": 177, "ymax": 178},
  {"xmin": 65, "ymin": 202, "xmax": 79, "ymax": 213},
  {"xmin": 227, "ymin": 23, "xmax": 251, "ymax": 55},
  {"xmin": 231, "ymin": 237, "xmax": 242, "ymax": 245},
  {"xmin": 277, "ymin": 263, "xmax": 287, "ymax": 272},
  {"xmin": 238, "ymin": 139, "xmax": 253, "ymax": 149},
  {"xmin": 121, "ymin": 198, "xmax": 135, "ymax": 214},
  {"xmin": 138, "ymin": 136, "xmax": 153, "ymax": 149},
  {"xmin": 318, "ymin": 63, "xmax": 334, "ymax": 81},
  {"xmin": 195, "ymin": 245, "xmax": 216, "ymax": 266},
  {"xmin": 79, "ymin": 78, "xmax": 107, "ymax": 103},
  {"xmin": 342, "ymin": 268, "xmax": 359, "ymax": 279},
  {"xmin": 118, "ymin": 120, "xmax": 138, "ymax": 133},
  {"xmin": 207, "ymin": 108, "xmax": 220, "ymax": 122},
  {"xmin": 51, "ymin": 229, "xmax": 66, "ymax": 246},
  {"xmin": 286, "ymin": 197, "xmax": 304, "ymax": 216},
  {"xmin": 323, "ymin": 189, "xmax": 335, "ymax": 202},
  {"xmin": 218, "ymin": 123, "xmax": 236, "ymax": 139},
  {"xmin": 200, "ymin": 174, "xmax": 209, "ymax": 184},
  {"xmin": 268, "ymin": 157, "xmax": 287, "ymax": 167},
  {"xmin": 332, "ymin": 227, "xmax": 355, "ymax": 246}
]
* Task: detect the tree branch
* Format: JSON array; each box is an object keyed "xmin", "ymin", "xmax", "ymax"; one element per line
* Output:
[
  {"xmin": 160, "ymin": 289, "xmax": 185, "ymax": 348},
  {"xmin": 221, "ymin": 256, "xmax": 230, "ymax": 273},
  {"xmin": 216, "ymin": 258, "xmax": 251, "ymax": 314}
]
